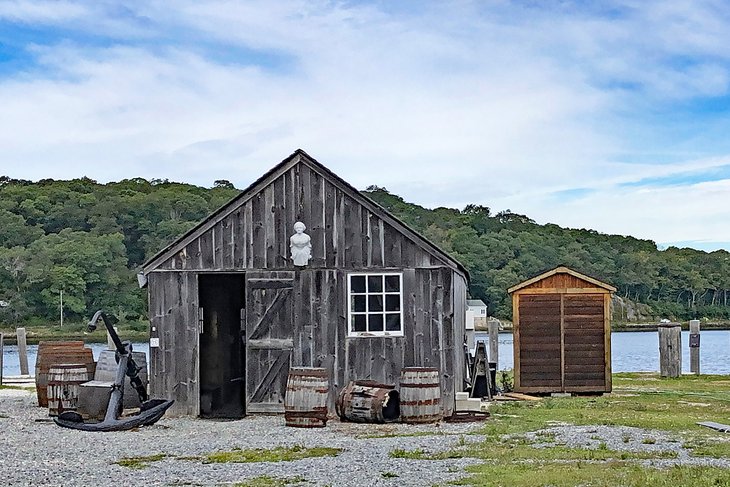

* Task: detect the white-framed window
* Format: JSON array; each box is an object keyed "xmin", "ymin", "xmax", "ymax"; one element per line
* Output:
[{"xmin": 347, "ymin": 272, "xmax": 403, "ymax": 337}]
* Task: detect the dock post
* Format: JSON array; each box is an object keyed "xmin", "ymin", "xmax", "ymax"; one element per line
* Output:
[
  {"xmin": 658, "ymin": 323, "xmax": 681, "ymax": 378},
  {"xmin": 689, "ymin": 319, "xmax": 700, "ymax": 375},
  {"xmin": 17, "ymin": 327, "xmax": 29, "ymax": 376},
  {"xmin": 1, "ymin": 332, "xmax": 4, "ymax": 385},
  {"xmin": 488, "ymin": 320, "xmax": 499, "ymax": 367}
]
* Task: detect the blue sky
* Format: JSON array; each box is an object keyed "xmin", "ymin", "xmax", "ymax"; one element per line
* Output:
[{"xmin": 0, "ymin": 1, "xmax": 729, "ymax": 251}]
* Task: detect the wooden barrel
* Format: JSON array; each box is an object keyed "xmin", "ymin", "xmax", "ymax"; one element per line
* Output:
[
  {"xmin": 399, "ymin": 367, "xmax": 442, "ymax": 424},
  {"xmin": 35, "ymin": 341, "xmax": 95, "ymax": 407},
  {"xmin": 336, "ymin": 380, "xmax": 399, "ymax": 423},
  {"xmin": 284, "ymin": 367, "xmax": 329, "ymax": 428},
  {"xmin": 47, "ymin": 364, "xmax": 90, "ymax": 417}
]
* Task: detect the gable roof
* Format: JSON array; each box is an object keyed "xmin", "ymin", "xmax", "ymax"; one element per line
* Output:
[
  {"xmin": 507, "ymin": 265, "xmax": 616, "ymax": 294},
  {"xmin": 142, "ymin": 149, "xmax": 468, "ymax": 279},
  {"xmin": 466, "ymin": 299, "xmax": 486, "ymax": 307}
]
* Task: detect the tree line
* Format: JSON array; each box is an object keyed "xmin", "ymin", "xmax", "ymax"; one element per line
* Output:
[{"xmin": 0, "ymin": 176, "xmax": 727, "ymax": 325}]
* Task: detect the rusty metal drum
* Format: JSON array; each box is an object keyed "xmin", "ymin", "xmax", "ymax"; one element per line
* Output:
[
  {"xmin": 284, "ymin": 367, "xmax": 329, "ymax": 428},
  {"xmin": 399, "ymin": 367, "xmax": 442, "ymax": 424},
  {"xmin": 48, "ymin": 364, "xmax": 90, "ymax": 417},
  {"xmin": 336, "ymin": 380, "xmax": 400, "ymax": 423}
]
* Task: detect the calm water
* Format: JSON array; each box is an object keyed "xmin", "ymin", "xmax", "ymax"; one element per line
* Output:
[
  {"xmin": 2, "ymin": 331, "xmax": 730, "ymax": 376},
  {"xmin": 1, "ymin": 342, "xmax": 150, "ymax": 377},
  {"xmin": 480, "ymin": 330, "xmax": 730, "ymax": 374}
]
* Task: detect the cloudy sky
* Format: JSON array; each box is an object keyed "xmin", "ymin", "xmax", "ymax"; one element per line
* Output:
[{"xmin": 1, "ymin": 1, "xmax": 729, "ymax": 251}]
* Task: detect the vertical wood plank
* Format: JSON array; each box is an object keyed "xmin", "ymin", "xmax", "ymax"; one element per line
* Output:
[
  {"xmin": 512, "ymin": 293, "xmax": 521, "ymax": 390},
  {"xmin": 264, "ymin": 183, "xmax": 276, "ymax": 269},
  {"xmin": 403, "ymin": 269, "xmax": 416, "ymax": 367},
  {"xmin": 252, "ymin": 193, "xmax": 265, "ymax": 269},
  {"xmin": 273, "ymin": 174, "xmax": 287, "ymax": 268},
  {"xmin": 604, "ymin": 293, "xmax": 612, "ymax": 391},
  {"xmin": 560, "ymin": 293, "xmax": 565, "ymax": 392},
  {"xmin": 324, "ymin": 181, "xmax": 336, "ymax": 267},
  {"xmin": 310, "ymin": 171, "xmax": 325, "ymax": 267},
  {"xmin": 16, "ymin": 327, "xmax": 28, "ymax": 376}
]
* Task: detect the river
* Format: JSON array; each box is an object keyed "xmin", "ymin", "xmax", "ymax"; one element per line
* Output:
[{"xmin": 2, "ymin": 331, "xmax": 730, "ymax": 376}]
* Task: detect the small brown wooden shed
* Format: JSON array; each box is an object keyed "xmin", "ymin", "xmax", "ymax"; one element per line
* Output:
[{"xmin": 507, "ymin": 266, "xmax": 616, "ymax": 394}]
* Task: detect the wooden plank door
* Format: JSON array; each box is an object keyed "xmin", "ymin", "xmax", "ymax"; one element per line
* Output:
[
  {"xmin": 245, "ymin": 272, "xmax": 295, "ymax": 413},
  {"xmin": 563, "ymin": 294, "xmax": 606, "ymax": 391},
  {"xmin": 517, "ymin": 294, "xmax": 562, "ymax": 392}
]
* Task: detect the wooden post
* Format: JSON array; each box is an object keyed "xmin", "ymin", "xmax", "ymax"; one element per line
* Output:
[
  {"xmin": 689, "ymin": 319, "xmax": 700, "ymax": 375},
  {"xmin": 658, "ymin": 323, "xmax": 681, "ymax": 378},
  {"xmin": 488, "ymin": 320, "xmax": 499, "ymax": 368},
  {"xmin": 17, "ymin": 327, "xmax": 29, "ymax": 376},
  {"xmin": 0, "ymin": 332, "xmax": 4, "ymax": 386}
]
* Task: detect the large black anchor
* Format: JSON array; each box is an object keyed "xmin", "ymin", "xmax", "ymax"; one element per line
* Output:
[{"xmin": 54, "ymin": 311, "xmax": 174, "ymax": 431}]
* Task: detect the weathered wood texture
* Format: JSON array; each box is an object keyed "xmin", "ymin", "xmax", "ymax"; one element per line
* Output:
[
  {"xmin": 145, "ymin": 153, "xmax": 468, "ymax": 417},
  {"xmin": 659, "ymin": 324, "xmax": 682, "ymax": 378},
  {"xmin": 16, "ymin": 327, "xmax": 28, "ymax": 376},
  {"xmin": 153, "ymin": 161, "xmax": 449, "ymax": 273},
  {"xmin": 690, "ymin": 319, "xmax": 700, "ymax": 375},
  {"xmin": 512, "ymin": 268, "xmax": 613, "ymax": 394},
  {"xmin": 148, "ymin": 272, "xmax": 200, "ymax": 417},
  {"xmin": 488, "ymin": 320, "xmax": 499, "ymax": 366}
]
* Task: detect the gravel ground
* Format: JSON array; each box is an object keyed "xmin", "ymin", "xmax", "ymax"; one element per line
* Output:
[
  {"xmin": 0, "ymin": 388, "xmax": 482, "ymax": 487},
  {"xmin": 522, "ymin": 423, "xmax": 730, "ymax": 468}
]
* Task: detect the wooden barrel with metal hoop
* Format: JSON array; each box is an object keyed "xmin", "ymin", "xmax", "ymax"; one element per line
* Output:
[
  {"xmin": 336, "ymin": 380, "xmax": 400, "ymax": 423},
  {"xmin": 399, "ymin": 367, "xmax": 442, "ymax": 424},
  {"xmin": 48, "ymin": 364, "xmax": 90, "ymax": 417},
  {"xmin": 35, "ymin": 341, "xmax": 95, "ymax": 407},
  {"xmin": 284, "ymin": 367, "xmax": 329, "ymax": 428}
]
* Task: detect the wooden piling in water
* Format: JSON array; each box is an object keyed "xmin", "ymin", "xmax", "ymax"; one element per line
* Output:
[
  {"xmin": 658, "ymin": 323, "xmax": 681, "ymax": 378},
  {"xmin": 488, "ymin": 320, "xmax": 499, "ymax": 367},
  {"xmin": 690, "ymin": 319, "xmax": 700, "ymax": 375},
  {"xmin": 16, "ymin": 327, "xmax": 28, "ymax": 376}
]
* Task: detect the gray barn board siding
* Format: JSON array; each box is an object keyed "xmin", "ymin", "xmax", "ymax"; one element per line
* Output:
[
  {"xmin": 148, "ymin": 271, "xmax": 200, "ymax": 417},
  {"xmin": 144, "ymin": 151, "xmax": 468, "ymax": 417}
]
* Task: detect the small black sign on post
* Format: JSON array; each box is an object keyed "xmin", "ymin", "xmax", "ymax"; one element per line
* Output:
[{"xmin": 689, "ymin": 333, "xmax": 700, "ymax": 348}]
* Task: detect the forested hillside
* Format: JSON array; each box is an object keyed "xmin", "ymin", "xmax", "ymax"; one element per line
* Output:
[{"xmin": 0, "ymin": 176, "xmax": 728, "ymax": 325}]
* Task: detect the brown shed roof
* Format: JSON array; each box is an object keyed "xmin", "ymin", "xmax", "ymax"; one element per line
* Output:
[{"xmin": 507, "ymin": 266, "xmax": 616, "ymax": 294}]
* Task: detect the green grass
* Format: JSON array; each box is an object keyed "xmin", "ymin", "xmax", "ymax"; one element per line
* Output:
[
  {"xmin": 0, "ymin": 322, "xmax": 148, "ymax": 344},
  {"xmin": 232, "ymin": 475, "xmax": 306, "ymax": 486},
  {"xmin": 114, "ymin": 454, "xmax": 167, "ymax": 469},
  {"xmin": 0, "ymin": 384, "xmax": 27, "ymax": 391},
  {"xmin": 204, "ymin": 445, "xmax": 341, "ymax": 464},
  {"xmin": 447, "ymin": 373, "xmax": 730, "ymax": 486}
]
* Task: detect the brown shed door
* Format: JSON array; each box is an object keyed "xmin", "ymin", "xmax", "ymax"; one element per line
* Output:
[
  {"xmin": 518, "ymin": 295, "xmax": 562, "ymax": 389},
  {"xmin": 245, "ymin": 273, "xmax": 295, "ymax": 413},
  {"xmin": 563, "ymin": 294, "xmax": 605, "ymax": 389}
]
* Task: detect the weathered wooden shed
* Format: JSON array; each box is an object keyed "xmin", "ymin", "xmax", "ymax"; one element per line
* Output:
[
  {"xmin": 141, "ymin": 149, "xmax": 469, "ymax": 418},
  {"xmin": 507, "ymin": 266, "xmax": 615, "ymax": 394}
]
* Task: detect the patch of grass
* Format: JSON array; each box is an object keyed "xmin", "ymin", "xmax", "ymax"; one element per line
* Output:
[
  {"xmin": 381, "ymin": 472, "xmax": 399, "ymax": 478},
  {"xmin": 0, "ymin": 384, "xmax": 27, "ymax": 391},
  {"xmin": 455, "ymin": 462, "xmax": 730, "ymax": 487},
  {"xmin": 389, "ymin": 448, "xmax": 428, "ymax": 459},
  {"xmin": 205, "ymin": 445, "xmax": 341, "ymax": 464},
  {"xmin": 233, "ymin": 475, "xmax": 306, "ymax": 487},
  {"xmin": 114, "ymin": 454, "xmax": 167, "ymax": 469},
  {"xmin": 642, "ymin": 438, "xmax": 656, "ymax": 445},
  {"xmin": 683, "ymin": 435, "xmax": 730, "ymax": 458}
]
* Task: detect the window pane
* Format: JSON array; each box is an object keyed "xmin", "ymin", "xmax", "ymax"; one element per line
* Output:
[
  {"xmin": 351, "ymin": 275, "xmax": 366, "ymax": 293},
  {"xmin": 385, "ymin": 275, "xmax": 400, "ymax": 292},
  {"xmin": 352, "ymin": 314, "xmax": 366, "ymax": 332},
  {"xmin": 369, "ymin": 314, "xmax": 384, "ymax": 332},
  {"xmin": 368, "ymin": 295, "xmax": 383, "ymax": 312},
  {"xmin": 368, "ymin": 275, "xmax": 383, "ymax": 293},
  {"xmin": 385, "ymin": 294, "xmax": 400, "ymax": 312},
  {"xmin": 352, "ymin": 295, "xmax": 366, "ymax": 313},
  {"xmin": 385, "ymin": 313, "xmax": 401, "ymax": 331}
]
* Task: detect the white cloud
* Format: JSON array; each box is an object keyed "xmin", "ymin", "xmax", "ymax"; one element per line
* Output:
[{"xmin": 0, "ymin": 1, "xmax": 730, "ymax": 249}]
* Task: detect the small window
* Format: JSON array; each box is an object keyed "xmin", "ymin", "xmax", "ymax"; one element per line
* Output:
[{"xmin": 348, "ymin": 273, "xmax": 403, "ymax": 337}]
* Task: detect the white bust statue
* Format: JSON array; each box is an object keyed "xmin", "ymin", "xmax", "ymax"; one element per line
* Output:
[{"xmin": 290, "ymin": 221, "xmax": 312, "ymax": 266}]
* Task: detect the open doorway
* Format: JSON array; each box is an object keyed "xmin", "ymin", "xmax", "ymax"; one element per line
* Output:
[{"xmin": 199, "ymin": 274, "xmax": 246, "ymax": 418}]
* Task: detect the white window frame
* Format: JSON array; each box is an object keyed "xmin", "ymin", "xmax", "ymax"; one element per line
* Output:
[{"xmin": 347, "ymin": 272, "xmax": 404, "ymax": 337}]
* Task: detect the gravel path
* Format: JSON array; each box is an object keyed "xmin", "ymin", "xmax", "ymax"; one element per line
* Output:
[{"xmin": 0, "ymin": 389, "xmax": 481, "ymax": 487}]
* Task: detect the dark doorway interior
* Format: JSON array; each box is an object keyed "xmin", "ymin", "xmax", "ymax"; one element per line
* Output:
[{"xmin": 199, "ymin": 274, "xmax": 246, "ymax": 418}]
